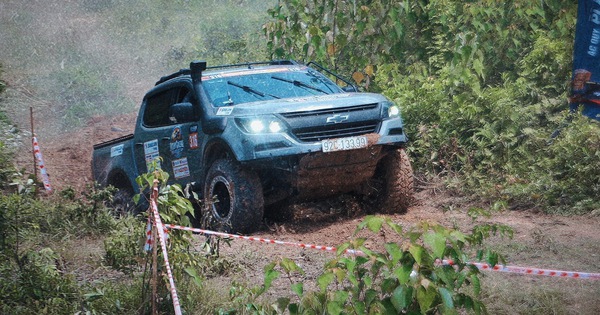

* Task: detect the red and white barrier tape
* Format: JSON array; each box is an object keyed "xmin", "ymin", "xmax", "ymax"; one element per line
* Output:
[
  {"xmin": 144, "ymin": 217, "xmax": 169, "ymax": 252},
  {"xmin": 32, "ymin": 136, "xmax": 52, "ymax": 191},
  {"xmin": 164, "ymin": 224, "xmax": 600, "ymax": 280},
  {"xmin": 149, "ymin": 183, "xmax": 182, "ymax": 315},
  {"xmin": 442, "ymin": 259, "xmax": 600, "ymax": 280},
  {"xmin": 165, "ymin": 224, "xmax": 361, "ymax": 256}
]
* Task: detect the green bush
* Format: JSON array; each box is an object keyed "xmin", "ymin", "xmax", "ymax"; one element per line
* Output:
[
  {"xmin": 267, "ymin": 1, "xmax": 598, "ymax": 214},
  {"xmin": 248, "ymin": 215, "xmax": 511, "ymax": 314},
  {"xmin": 0, "ymin": 248, "xmax": 80, "ymax": 315},
  {"xmin": 518, "ymin": 116, "xmax": 600, "ymax": 213},
  {"xmin": 104, "ymin": 216, "xmax": 146, "ymax": 274},
  {"xmin": 51, "ymin": 62, "xmax": 135, "ymax": 127},
  {"xmin": 0, "ymin": 177, "xmax": 122, "ymax": 313}
]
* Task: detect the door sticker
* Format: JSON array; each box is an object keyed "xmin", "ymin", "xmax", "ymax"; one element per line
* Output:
[
  {"xmin": 172, "ymin": 157, "xmax": 190, "ymax": 179},
  {"xmin": 189, "ymin": 125, "xmax": 199, "ymax": 150},
  {"xmin": 111, "ymin": 144, "xmax": 124, "ymax": 157},
  {"xmin": 170, "ymin": 126, "xmax": 184, "ymax": 158},
  {"xmin": 144, "ymin": 139, "xmax": 161, "ymax": 170}
]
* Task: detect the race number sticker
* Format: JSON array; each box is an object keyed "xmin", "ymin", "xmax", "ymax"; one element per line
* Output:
[
  {"xmin": 144, "ymin": 139, "xmax": 161, "ymax": 170},
  {"xmin": 172, "ymin": 157, "xmax": 190, "ymax": 179},
  {"xmin": 189, "ymin": 125, "xmax": 199, "ymax": 150}
]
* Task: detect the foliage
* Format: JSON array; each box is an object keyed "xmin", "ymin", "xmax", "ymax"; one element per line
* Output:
[
  {"xmin": 103, "ymin": 216, "xmax": 146, "ymax": 274},
  {"xmin": 265, "ymin": 0, "xmax": 573, "ymax": 88},
  {"xmin": 519, "ymin": 115, "xmax": 600, "ymax": 214},
  {"xmin": 103, "ymin": 0, "xmax": 276, "ymax": 68},
  {"xmin": 0, "ymin": 182, "xmax": 119, "ymax": 314},
  {"xmin": 1, "ymin": 1, "xmax": 275, "ymax": 134},
  {"xmin": 266, "ymin": 0, "xmax": 599, "ymax": 214},
  {"xmin": 0, "ymin": 140, "xmax": 13, "ymax": 187},
  {"xmin": 77, "ymin": 279, "xmax": 147, "ymax": 315},
  {"xmin": 248, "ymin": 215, "xmax": 511, "ymax": 314},
  {"xmin": 51, "ymin": 62, "xmax": 135, "ymax": 127},
  {"xmin": 135, "ymin": 168, "xmax": 243, "ymax": 312}
]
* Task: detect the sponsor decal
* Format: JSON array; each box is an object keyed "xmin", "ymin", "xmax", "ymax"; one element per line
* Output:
[
  {"xmin": 170, "ymin": 126, "xmax": 184, "ymax": 158},
  {"xmin": 144, "ymin": 139, "xmax": 160, "ymax": 170},
  {"xmin": 172, "ymin": 157, "xmax": 190, "ymax": 179},
  {"xmin": 216, "ymin": 106, "xmax": 234, "ymax": 116},
  {"xmin": 110, "ymin": 144, "xmax": 124, "ymax": 157},
  {"xmin": 201, "ymin": 66, "xmax": 305, "ymax": 81}
]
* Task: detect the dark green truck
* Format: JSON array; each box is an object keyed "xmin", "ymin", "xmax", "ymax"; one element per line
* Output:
[{"xmin": 92, "ymin": 60, "xmax": 413, "ymax": 233}]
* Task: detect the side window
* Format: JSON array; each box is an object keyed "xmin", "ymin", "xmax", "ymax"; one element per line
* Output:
[{"xmin": 143, "ymin": 86, "xmax": 194, "ymax": 127}]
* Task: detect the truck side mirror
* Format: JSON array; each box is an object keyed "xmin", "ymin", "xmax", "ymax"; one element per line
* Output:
[{"xmin": 168, "ymin": 102, "xmax": 195, "ymax": 123}]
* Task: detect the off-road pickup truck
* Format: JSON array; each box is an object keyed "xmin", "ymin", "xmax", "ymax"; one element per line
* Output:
[{"xmin": 92, "ymin": 60, "xmax": 413, "ymax": 233}]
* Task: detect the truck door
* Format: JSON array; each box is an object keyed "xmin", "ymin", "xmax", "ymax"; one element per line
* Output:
[{"xmin": 135, "ymin": 82, "xmax": 202, "ymax": 188}]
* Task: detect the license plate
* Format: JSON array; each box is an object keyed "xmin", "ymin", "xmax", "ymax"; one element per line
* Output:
[{"xmin": 322, "ymin": 135, "xmax": 368, "ymax": 153}]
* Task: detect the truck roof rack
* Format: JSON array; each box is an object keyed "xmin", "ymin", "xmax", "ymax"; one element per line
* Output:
[{"xmin": 155, "ymin": 60, "xmax": 298, "ymax": 86}]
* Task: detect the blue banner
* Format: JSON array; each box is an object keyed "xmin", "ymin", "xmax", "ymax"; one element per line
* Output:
[{"xmin": 571, "ymin": 0, "xmax": 600, "ymax": 120}]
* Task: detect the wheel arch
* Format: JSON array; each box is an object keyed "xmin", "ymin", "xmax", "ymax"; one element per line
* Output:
[
  {"xmin": 106, "ymin": 168, "xmax": 135, "ymax": 194},
  {"xmin": 203, "ymin": 138, "xmax": 236, "ymax": 170}
]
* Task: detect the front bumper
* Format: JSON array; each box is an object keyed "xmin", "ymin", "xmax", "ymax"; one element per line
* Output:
[{"xmin": 227, "ymin": 116, "xmax": 407, "ymax": 162}]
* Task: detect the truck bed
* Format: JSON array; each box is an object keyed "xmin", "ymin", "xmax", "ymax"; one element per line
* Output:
[{"xmin": 92, "ymin": 134, "xmax": 134, "ymax": 150}]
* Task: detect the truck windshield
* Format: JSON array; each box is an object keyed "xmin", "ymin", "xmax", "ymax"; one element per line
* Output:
[{"xmin": 202, "ymin": 68, "xmax": 343, "ymax": 106}]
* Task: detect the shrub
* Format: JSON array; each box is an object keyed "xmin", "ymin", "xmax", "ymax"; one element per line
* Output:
[
  {"xmin": 104, "ymin": 216, "xmax": 146, "ymax": 274},
  {"xmin": 51, "ymin": 62, "xmax": 135, "ymax": 127},
  {"xmin": 250, "ymin": 215, "xmax": 511, "ymax": 314}
]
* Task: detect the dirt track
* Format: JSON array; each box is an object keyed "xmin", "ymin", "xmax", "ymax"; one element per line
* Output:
[
  {"xmin": 0, "ymin": 104, "xmax": 593, "ymax": 313},
  {"xmin": 25, "ymin": 111, "xmax": 600, "ymax": 269}
]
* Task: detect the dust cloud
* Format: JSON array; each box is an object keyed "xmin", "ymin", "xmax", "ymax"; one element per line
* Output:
[{"xmin": 0, "ymin": 0, "xmax": 276, "ymax": 140}]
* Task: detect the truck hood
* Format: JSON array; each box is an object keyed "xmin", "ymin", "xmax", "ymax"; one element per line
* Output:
[{"xmin": 219, "ymin": 92, "xmax": 389, "ymax": 117}]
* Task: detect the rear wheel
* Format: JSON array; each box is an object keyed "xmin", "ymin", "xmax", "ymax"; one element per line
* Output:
[
  {"xmin": 375, "ymin": 148, "xmax": 414, "ymax": 214},
  {"xmin": 110, "ymin": 187, "xmax": 136, "ymax": 217},
  {"xmin": 204, "ymin": 159, "xmax": 264, "ymax": 233}
]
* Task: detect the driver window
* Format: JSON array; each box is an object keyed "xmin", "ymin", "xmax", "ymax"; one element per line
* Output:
[{"xmin": 143, "ymin": 86, "xmax": 195, "ymax": 127}]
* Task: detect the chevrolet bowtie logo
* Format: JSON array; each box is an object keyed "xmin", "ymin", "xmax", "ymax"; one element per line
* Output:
[{"xmin": 326, "ymin": 114, "xmax": 349, "ymax": 124}]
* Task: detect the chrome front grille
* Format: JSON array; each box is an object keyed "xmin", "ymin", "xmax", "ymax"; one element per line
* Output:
[
  {"xmin": 293, "ymin": 122, "xmax": 379, "ymax": 142},
  {"xmin": 280, "ymin": 103, "xmax": 380, "ymax": 142}
]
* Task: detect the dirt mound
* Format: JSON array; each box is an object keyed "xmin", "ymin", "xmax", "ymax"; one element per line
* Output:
[{"xmin": 33, "ymin": 113, "xmax": 137, "ymax": 192}]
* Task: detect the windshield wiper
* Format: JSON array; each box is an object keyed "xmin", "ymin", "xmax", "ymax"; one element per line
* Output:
[
  {"xmin": 271, "ymin": 75, "xmax": 330, "ymax": 94},
  {"xmin": 227, "ymin": 81, "xmax": 280, "ymax": 99}
]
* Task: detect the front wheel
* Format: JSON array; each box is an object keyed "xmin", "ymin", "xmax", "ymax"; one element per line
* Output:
[
  {"xmin": 375, "ymin": 148, "xmax": 414, "ymax": 214},
  {"xmin": 204, "ymin": 159, "xmax": 264, "ymax": 234}
]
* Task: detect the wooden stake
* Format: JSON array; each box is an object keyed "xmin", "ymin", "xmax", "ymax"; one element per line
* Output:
[
  {"xmin": 30, "ymin": 107, "xmax": 37, "ymax": 179},
  {"xmin": 152, "ymin": 225, "xmax": 158, "ymax": 315}
]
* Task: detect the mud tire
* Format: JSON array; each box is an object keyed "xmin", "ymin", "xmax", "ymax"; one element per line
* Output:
[
  {"xmin": 110, "ymin": 188, "xmax": 136, "ymax": 217},
  {"xmin": 204, "ymin": 158, "xmax": 264, "ymax": 234},
  {"xmin": 376, "ymin": 148, "xmax": 414, "ymax": 214}
]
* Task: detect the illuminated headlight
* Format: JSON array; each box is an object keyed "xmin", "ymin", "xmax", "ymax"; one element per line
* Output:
[
  {"xmin": 388, "ymin": 105, "xmax": 400, "ymax": 117},
  {"xmin": 268, "ymin": 121, "xmax": 283, "ymax": 133},
  {"xmin": 236, "ymin": 116, "xmax": 286, "ymax": 134},
  {"xmin": 382, "ymin": 101, "xmax": 401, "ymax": 118},
  {"xmin": 249, "ymin": 120, "xmax": 264, "ymax": 132}
]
